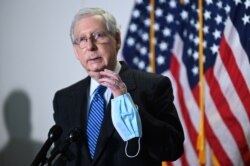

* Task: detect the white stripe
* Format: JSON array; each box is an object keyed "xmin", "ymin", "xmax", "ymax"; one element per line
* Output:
[
  {"xmin": 163, "ymin": 34, "xmax": 202, "ymax": 166},
  {"xmin": 214, "ymin": 52, "xmax": 250, "ymax": 148},
  {"xmin": 166, "ymin": 71, "xmax": 199, "ymax": 166},
  {"xmin": 172, "ymin": 34, "xmax": 200, "ymax": 132},
  {"xmin": 223, "ymin": 18, "xmax": 250, "ymax": 88},
  {"xmin": 204, "ymin": 80, "xmax": 244, "ymax": 166}
]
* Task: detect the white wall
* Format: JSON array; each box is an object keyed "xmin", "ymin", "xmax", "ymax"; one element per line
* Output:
[{"xmin": 0, "ymin": 0, "xmax": 134, "ymax": 164}]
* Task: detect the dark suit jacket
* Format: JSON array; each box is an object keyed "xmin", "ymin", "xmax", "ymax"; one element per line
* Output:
[{"xmin": 53, "ymin": 62, "xmax": 184, "ymax": 166}]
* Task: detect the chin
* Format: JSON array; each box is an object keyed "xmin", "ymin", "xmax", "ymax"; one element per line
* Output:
[{"xmin": 91, "ymin": 67, "xmax": 105, "ymax": 72}]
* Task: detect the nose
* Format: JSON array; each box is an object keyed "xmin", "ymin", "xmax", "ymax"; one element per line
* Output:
[{"xmin": 86, "ymin": 38, "xmax": 97, "ymax": 51}]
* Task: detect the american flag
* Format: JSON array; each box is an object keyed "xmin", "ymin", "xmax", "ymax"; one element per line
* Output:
[{"xmin": 121, "ymin": 0, "xmax": 250, "ymax": 166}]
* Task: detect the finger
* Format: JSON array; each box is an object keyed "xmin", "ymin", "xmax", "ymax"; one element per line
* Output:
[
  {"xmin": 100, "ymin": 70, "xmax": 121, "ymax": 82},
  {"xmin": 99, "ymin": 77, "xmax": 119, "ymax": 88}
]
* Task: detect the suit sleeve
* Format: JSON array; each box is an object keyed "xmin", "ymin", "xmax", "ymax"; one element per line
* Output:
[{"xmin": 139, "ymin": 76, "xmax": 184, "ymax": 161}]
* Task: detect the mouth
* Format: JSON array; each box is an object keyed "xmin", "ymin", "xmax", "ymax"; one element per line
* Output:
[{"xmin": 88, "ymin": 56, "xmax": 102, "ymax": 64}]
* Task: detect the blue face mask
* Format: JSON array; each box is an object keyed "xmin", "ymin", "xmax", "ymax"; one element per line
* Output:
[
  {"xmin": 111, "ymin": 93, "xmax": 142, "ymax": 141},
  {"xmin": 111, "ymin": 93, "xmax": 142, "ymax": 158}
]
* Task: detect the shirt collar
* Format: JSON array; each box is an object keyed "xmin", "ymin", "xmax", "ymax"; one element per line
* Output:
[{"xmin": 90, "ymin": 62, "xmax": 121, "ymax": 96}]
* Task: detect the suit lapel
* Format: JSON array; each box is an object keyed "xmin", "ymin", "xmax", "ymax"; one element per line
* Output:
[
  {"xmin": 91, "ymin": 62, "xmax": 136, "ymax": 165},
  {"xmin": 69, "ymin": 77, "xmax": 92, "ymax": 165},
  {"xmin": 91, "ymin": 100, "xmax": 114, "ymax": 165}
]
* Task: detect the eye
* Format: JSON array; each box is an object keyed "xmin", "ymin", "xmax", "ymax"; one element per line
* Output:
[
  {"xmin": 78, "ymin": 36, "xmax": 87, "ymax": 43},
  {"xmin": 94, "ymin": 32, "xmax": 105, "ymax": 40}
]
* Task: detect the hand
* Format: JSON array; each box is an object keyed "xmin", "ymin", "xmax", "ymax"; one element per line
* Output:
[{"xmin": 98, "ymin": 69, "xmax": 127, "ymax": 98}]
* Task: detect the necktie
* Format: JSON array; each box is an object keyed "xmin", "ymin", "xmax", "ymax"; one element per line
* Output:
[{"xmin": 86, "ymin": 85, "xmax": 106, "ymax": 159}]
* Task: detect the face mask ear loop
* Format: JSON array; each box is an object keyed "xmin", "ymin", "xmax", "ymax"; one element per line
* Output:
[{"xmin": 125, "ymin": 137, "xmax": 141, "ymax": 158}]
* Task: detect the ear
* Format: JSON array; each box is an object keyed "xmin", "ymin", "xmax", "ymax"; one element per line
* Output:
[
  {"xmin": 73, "ymin": 47, "xmax": 80, "ymax": 60},
  {"xmin": 115, "ymin": 32, "xmax": 121, "ymax": 51}
]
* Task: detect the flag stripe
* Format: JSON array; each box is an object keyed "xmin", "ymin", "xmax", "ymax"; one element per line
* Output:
[
  {"xmin": 191, "ymin": 80, "xmax": 234, "ymax": 166},
  {"xmin": 224, "ymin": 18, "xmax": 250, "ymax": 89},
  {"xmin": 205, "ymin": 68, "xmax": 250, "ymax": 165},
  {"xmin": 204, "ymin": 81, "xmax": 242, "ymax": 166},
  {"xmin": 204, "ymin": 116, "xmax": 234, "ymax": 166},
  {"xmin": 219, "ymin": 36, "xmax": 250, "ymax": 121},
  {"xmin": 170, "ymin": 54, "xmax": 198, "ymax": 152},
  {"xmin": 214, "ymin": 43, "xmax": 250, "ymax": 149},
  {"xmin": 167, "ymin": 72, "xmax": 199, "ymax": 166},
  {"xmin": 170, "ymin": 34, "xmax": 200, "ymax": 166}
]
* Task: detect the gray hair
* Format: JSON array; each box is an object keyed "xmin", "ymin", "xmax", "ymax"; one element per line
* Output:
[{"xmin": 70, "ymin": 8, "xmax": 120, "ymax": 43}]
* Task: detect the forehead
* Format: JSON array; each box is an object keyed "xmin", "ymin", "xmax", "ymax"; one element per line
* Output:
[{"xmin": 74, "ymin": 15, "xmax": 107, "ymax": 35}]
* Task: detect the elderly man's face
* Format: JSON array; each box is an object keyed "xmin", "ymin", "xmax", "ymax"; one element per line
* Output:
[{"xmin": 73, "ymin": 15, "xmax": 120, "ymax": 73}]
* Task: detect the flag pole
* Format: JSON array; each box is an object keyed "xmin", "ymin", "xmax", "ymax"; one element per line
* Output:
[
  {"xmin": 149, "ymin": 0, "xmax": 167, "ymax": 165},
  {"xmin": 149, "ymin": 0, "xmax": 156, "ymax": 73},
  {"xmin": 197, "ymin": 0, "xmax": 206, "ymax": 165}
]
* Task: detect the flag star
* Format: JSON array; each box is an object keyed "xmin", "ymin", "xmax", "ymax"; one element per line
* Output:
[
  {"xmin": 203, "ymin": 41, "xmax": 207, "ymax": 48},
  {"xmin": 181, "ymin": 10, "xmax": 188, "ymax": 20},
  {"xmin": 190, "ymin": 19, "xmax": 195, "ymax": 26},
  {"xmin": 146, "ymin": 66, "xmax": 151, "ymax": 72},
  {"xmin": 205, "ymin": 0, "xmax": 213, "ymax": 5},
  {"xmin": 192, "ymin": 66, "xmax": 199, "ymax": 75},
  {"xmin": 204, "ymin": 10, "xmax": 211, "ymax": 20},
  {"xmin": 245, "ymin": 0, "xmax": 250, "ymax": 9},
  {"xmin": 154, "ymin": 23, "xmax": 160, "ymax": 31},
  {"xmin": 169, "ymin": 0, "xmax": 177, "ymax": 8},
  {"xmin": 213, "ymin": 29, "xmax": 221, "ymax": 39},
  {"xmin": 159, "ymin": 42, "xmax": 168, "ymax": 51},
  {"xmin": 166, "ymin": 14, "xmax": 174, "ymax": 23},
  {"xmin": 194, "ymin": 21, "xmax": 200, "ymax": 30},
  {"xmin": 155, "ymin": 8, "xmax": 163, "ymax": 17},
  {"xmin": 216, "ymin": 1, "xmax": 223, "ymax": 8},
  {"xmin": 144, "ymin": 19, "xmax": 150, "ymax": 26},
  {"xmin": 189, "ymin": 33, "xmax": 194, "ymax": 40},
  {"xmin": 146, "ymin": 5, "xmax": 151, "ymax": 12},
  {"xmin": 193, "ymin": 36, "xmax": 199, "ymax": 46},
  {"xmin": 163, "ymin": 27, "xmax": 171, "ymax": 37},
  {"xmin": 130, "ymin": 23, "xmax": 137, "ymax": 32},
  {"xmin": 157, "ymin": 55, "xmax": 165, "ymax": 65},
  {"xmin": 142, "ymin": 33, "xmax": 149, "ymax": 41},
  {"xmin": 234, "ymin": 0, "xmax": 242, "ymax": 5},
  {"xmin": 140, "ymin": 47, "xmax": 147, "ymax": 55},
  {"xmin": 132, "ymin": 10, "xmax": 140, "ymax": 18},
  {"xmin": 138, "ymin": 61, "xmax": 145, "ymax": 70},
  {"xmin": 133, "ymin": 57, "xmax": 139, "ymax": 64},
  {"xmin": 191, "ymin": 4, "xmax": 196, "ymax": 11},
  {"xmin": 188, "ymin": 48, "xmax": 193, "ymax": 56},
  {"xmin": 203, "ymin": 25, "xmax": 209, "ymax": 34},
  {"xmin": 127, "ymin": 37, "xmax": 135, "ymax": 46},
  {"xmin": 225, "ymin": 5, "xmax": 231, "ymax": 13},
  {"xmin": 193, "ymin": 51, "xmax": 199, "ymax": 60},
  {"xmin": 215, "ymin": 14, "xmax": 223, "ymax": 24},
  {"xmin": 242, "ymin": 14, "xmax": 250, "ymax": 25},
  {"xmin": 210, "ymin": 44, "xmax": 219, "ymax": 54}
]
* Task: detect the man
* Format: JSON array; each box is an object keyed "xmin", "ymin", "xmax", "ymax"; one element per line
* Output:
[{"xmin": 53, "ymin": 8, "xmax": 184, "ymax": 166}]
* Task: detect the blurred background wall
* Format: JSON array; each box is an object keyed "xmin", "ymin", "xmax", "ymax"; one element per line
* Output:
[{"xmin": 0, "ymin": 0, "xmax": 134, "ymax": 165}]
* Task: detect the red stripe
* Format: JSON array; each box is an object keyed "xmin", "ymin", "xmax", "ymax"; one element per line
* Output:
[
  {"xmin": 180, "ymin": 149, "xmax": 189, "ymax": 166},
  {"xmin": 191, "ymin": 83, "xmax": 233, "ymax": 165},
  {"xmin": 170, "ymin": 55, "xmax": 198, "ymax": 166},
  {"xmin": 166, "ymin": 162, "xmax": 173, "ymax": 166},
  {"xmin": 220, "ymin": 35, "xmax": 250, "ymax": 121},
  {"xmin": 205, "ymin": 68, "xmax": 250, "ymax": 165},
  {"xmin": 204, "ymin": 115, "xmax": 233, "ymax": 165}
]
